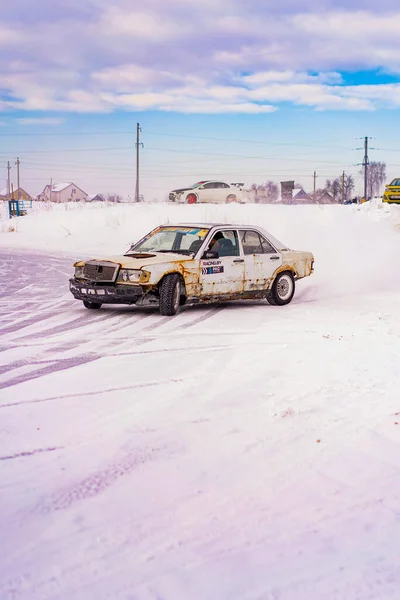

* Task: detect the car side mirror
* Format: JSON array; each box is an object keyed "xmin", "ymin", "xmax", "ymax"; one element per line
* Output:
[{"xmin": 202, "ymin": 250, "xmax": 219, "ymax": 259}]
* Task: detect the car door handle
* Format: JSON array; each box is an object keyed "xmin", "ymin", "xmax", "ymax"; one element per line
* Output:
[
  {"xmin": 269, "ymin": 256, "xmax": 280, "ymax": 260},
  {"xmin": 233, "ymin": 259, "xmax": 244, "ymax": 263}
]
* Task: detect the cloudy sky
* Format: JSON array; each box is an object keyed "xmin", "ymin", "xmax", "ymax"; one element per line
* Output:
[{"xmin": 1, "ymin": 0, "xmax": 400, "ymax": 199}]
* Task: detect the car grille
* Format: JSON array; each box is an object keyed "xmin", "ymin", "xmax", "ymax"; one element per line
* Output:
[
  {"xmin": 83, "ymin": 261, "xmax": 119, "ymax": 283},
  {"xmin": 169, "ymin": 193, "xmax": 176, "ymax": 201}
]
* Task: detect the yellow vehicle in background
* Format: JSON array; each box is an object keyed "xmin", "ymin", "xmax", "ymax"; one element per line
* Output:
[{"xmin": 382, "ymin": 178, "xmax": 400, "ymax": 204}]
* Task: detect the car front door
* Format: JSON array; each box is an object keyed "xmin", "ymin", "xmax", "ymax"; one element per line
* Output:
[
  {"xmin": 199, "ymin": 230, "xmax": 244, "ymax": 297},
  {"xmin": 199, "ymin": 182, "xmax": 223, "ymax": 203},
  {"xmin": 239, "ymin": 230, "xmax": 282, "ymax": 291}
]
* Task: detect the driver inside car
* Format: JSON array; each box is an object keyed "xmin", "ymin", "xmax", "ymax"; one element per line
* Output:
[{"xmin": 207, "ymin": 231, "xmax": 224, "ymax": 252}]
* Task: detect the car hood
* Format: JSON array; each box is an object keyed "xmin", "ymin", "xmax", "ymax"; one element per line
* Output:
[
  {"xmin": 75, "ymin": 252, "xmax": 194, "ymax": 269},
  {"xmin": 170, "ymin": 187, "xmax": 194, "ymax": 194},
  {"xmin": 385, "ymin": 185, "xmax": 400, "ymax": 191}
]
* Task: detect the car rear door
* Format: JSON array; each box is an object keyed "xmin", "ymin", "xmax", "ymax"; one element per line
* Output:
[
  {"xmin": 239, "ymin": 229, "xmax": 282, "ymax": 291},
  {"xmin": 199, "ymin": 230, "xmax": 244, "ymax": 296}
]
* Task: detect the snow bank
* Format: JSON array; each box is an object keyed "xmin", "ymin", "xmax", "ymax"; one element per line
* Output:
[{"xmin": 1, "ymin": 199, "xmax": 400, "ymax": 301}]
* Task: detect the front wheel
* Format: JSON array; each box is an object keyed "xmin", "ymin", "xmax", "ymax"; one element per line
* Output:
[
  {"xmin": 159, "ymin": 274, "xmax": 181, "ymax": 316},
  {"xmin": 186, "ymin": 193, "xmax": 198, "ymax": 204},
  {"xmin": 83, "ymin": 300, "xmax": 102, "ymax": 309},
  {"xmin": 266, "ymin": 272, "xmax": 295, "ymax": 306}
]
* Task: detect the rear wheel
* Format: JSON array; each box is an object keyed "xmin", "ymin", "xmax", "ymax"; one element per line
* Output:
[
  {"xmin": 159, "ymin": 274, "xmax": 181, "ymax": 316},
  {"xmin": 226, "ymin": 193, "xmax": 238, "ymax": 203},
  {"xmin": 186, "ymin": 193, "xmax": 198, "ymax": 204},
  {"xmin": 266, "ymin": 272, "xmax": 295, "ymax": 306},
  {"xmin": 83, "ymin": 300, "xmax": 102, "ymax": 309}
]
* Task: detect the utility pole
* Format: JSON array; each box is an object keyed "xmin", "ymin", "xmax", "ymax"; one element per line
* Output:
[
  {"xmin": 342, "ymin": 171, "xmax": 345, "ymax": 203},
  {"xmin": 313, "ymin": 170, "xmax": 317, "ymax": 202},
  {"xmin": 363, "ymin": 136, "xmax": 369, "ymax": 202},
  {"xmin": 15, "ymin": 157, "xmax": 20, "ymax": 199},
  {"xmin": 7, "ymin": 161, "xmax": 11, "ymax": 197},
  {"xmin": 135, "ymin": 123, "xmax": 144, "ymax": 202}
]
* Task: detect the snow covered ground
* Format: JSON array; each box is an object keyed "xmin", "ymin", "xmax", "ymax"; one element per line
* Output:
[{"xmin": 1, "ymin": 199, "xmax": 400, "ymax": 600}]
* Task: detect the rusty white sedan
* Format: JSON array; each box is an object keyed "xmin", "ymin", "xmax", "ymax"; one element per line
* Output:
[{"xmin": 69, "ymin": 223, "xmax": 314, "ymax": 315}]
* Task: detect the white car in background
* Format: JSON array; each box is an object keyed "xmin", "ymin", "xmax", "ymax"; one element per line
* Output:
[{"xmin": 168, "ymin": 180, "xmax": 244, "ymax": 204}]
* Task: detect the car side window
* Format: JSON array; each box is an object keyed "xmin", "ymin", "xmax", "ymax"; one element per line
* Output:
[
  {"xmin": 240, "ymin": 230, "xmax": 262, "ymax": 254},
  {"xmin": 240, "ymin": 230, "xmax": 276, "ymax": 255},
  {"xmin": 260, "ymin": 236, "xmax": 276, "ymax": 254},
  {"xmin": 203, "ymin": 182, "xmax": 217, "ymax": 189},
  {"xmin": 206, "ymin": 230, "xmax": 239, "ymax": 257}
]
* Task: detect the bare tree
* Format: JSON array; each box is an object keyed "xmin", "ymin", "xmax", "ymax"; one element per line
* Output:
[
  {"xmin": 343, "ymin": 174, "xmax": 355, "ymax": 201},
  {"xmin": 105, "ymin": 193, "xmax": 123, "ymax": 203},
  {"xmin": 325, "ymin": 178, "xmax": 342, "ymax": 202},
  {"xmin": 251, "ymin": 181, "xmax": 279, "ymax": 203},
  {"xmin": 359, "ymin": 161, "xmax": 386, "ymax": 198}
]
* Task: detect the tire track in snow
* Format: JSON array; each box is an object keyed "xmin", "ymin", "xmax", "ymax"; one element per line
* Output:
[
  {"xmin": 0, "ymin": 354, "xmax": 99, "ymax": 390},
  {"xmin": 16, "ymin": 312, "xmax": 113, "ymax": 340},
  {"xmin": 0, "ymin": 376, "xmax": 190, "ymax": 409},
  {"xmin": 176, "ymin": 304, "xmax": 227, "ymax": 330},
  {"xmin": 0, "ymin": 302, "xmax": 71, "ymax": 336},
  {"xmin": 0, "ymin": 446, "xmax": 63, "ymax": 461},
  {"xmin": 36, "ymin": 445, "xmax": 168, "ymax": 514}
]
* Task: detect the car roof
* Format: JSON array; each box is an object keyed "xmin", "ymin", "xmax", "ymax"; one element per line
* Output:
[
  {"xmin": 161, "ymin": 222, "xmax": 243, "ymax": 228},
  {"xmin": 162, "ymin": 222, "xmax": 264, "ymax": 229},
  {"xmin": 193, "ymin": 180, "xmax": 226, "ymax": 184}
]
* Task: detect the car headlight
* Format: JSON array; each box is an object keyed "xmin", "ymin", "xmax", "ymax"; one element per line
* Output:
[
  {"xmin": 117, "ymin": 269, "xmax": 150, "ymax": 283},
  {"xmin": 75, "ymin": 266, "xmax": 84, "ymax": 279}
]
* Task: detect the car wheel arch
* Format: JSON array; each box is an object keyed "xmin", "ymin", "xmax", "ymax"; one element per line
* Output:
[
  {"xmin": 157, "ymin": 271, "xmax": 187, "ymax": 297},
  {"xmin": 270, "ymin": 265, "xmax": 298, "ymax": 286}
]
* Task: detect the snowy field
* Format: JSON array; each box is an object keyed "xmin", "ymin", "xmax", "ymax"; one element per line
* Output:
[{"xmin": 1, "ymin": 200, "xmax": 400, "ymax": 600}]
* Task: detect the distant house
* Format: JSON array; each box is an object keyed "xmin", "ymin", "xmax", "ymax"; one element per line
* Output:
[
  {"xmin": 86, "ymin": 194, "xmax": 104, "ymax": 202},
  {"xmin": 293, "ymin": 189, "xmax": 313, "ymax": 204},
  {"xmin": 37, "ymin": 182, "xmax": 88, "ymax": 203},
  {"xmin": 316, "ymin": 190, "xmax": 336, "ymax": 204},
  {"xmin": 0, "ymin": 187, "xmax": 32, "ymax": 200}
]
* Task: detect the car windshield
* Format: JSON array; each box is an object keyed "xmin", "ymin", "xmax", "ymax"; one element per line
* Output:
[
  {"xmin": 126, "ymin": 226, "xmax": 210, "ymax": 255},
  {"xmin": 190, "ymin": 181, "xmax": 207, "ymax": 189},
  {"xmin": 389, "ymin": 179, "xmax": 400, "ymax": 186}
]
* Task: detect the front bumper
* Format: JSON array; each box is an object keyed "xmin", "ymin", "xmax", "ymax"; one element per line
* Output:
[
  {"xmin": 69, "ymin": 278, "xmax": 148, "ymax": 305},
  {"xmin": 383, "ymin": 195, "xmax": 400, "ymax": 203}
]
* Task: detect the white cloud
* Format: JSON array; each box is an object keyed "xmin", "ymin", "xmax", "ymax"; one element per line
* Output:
[
  {"xmin": 1, "ymin": 4, "xmax": 400, "ymax": 115},
  {"xmin": 242, "ymin": 71, "xmax": 343, "ymax": 86},
  {"xmin": 92, "ymin": 65, "xmax": 184, "ymax": 92},
  {"xmin": 159, "ymin": 101, "xmax": 277, "ymax": 114},
  {"xmin": 99, "ymin": 8, "xmax": 183, "ymax": 40},
  {"xmin": 0, "ymin": 26, "xmax": 19, "ymax": 46}
]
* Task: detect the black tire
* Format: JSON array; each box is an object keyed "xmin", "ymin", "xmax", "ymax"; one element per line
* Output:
[
  {"xmin": 159, "ymin": 274, "xmax": 181, "ymax": 316},
  {"xmin": 226, "ymin": 193, "xmax": 238, "ymax": 203},
  {"xmin": 266, "ymin": 272, "xmax": 295, "ymax": 306},
  {"xmin": 83, "ymin": 300, "xmax": 102, "ymax": 309}
]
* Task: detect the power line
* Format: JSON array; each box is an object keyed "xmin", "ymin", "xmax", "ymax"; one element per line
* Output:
[
  {"xmin": 0, "ymin": 128, "xmax": 367, "ymax": 151},
  {"xmin": 141, "ymin": 146, "xmax": 351, "ymax": 165},
  {"xmin": 3, "ymin": 127, "xmax": 400, "ymax": 153},
  {"xmin": 0, "ymin": 146, "xmax": 134, "ymax": 155}
]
